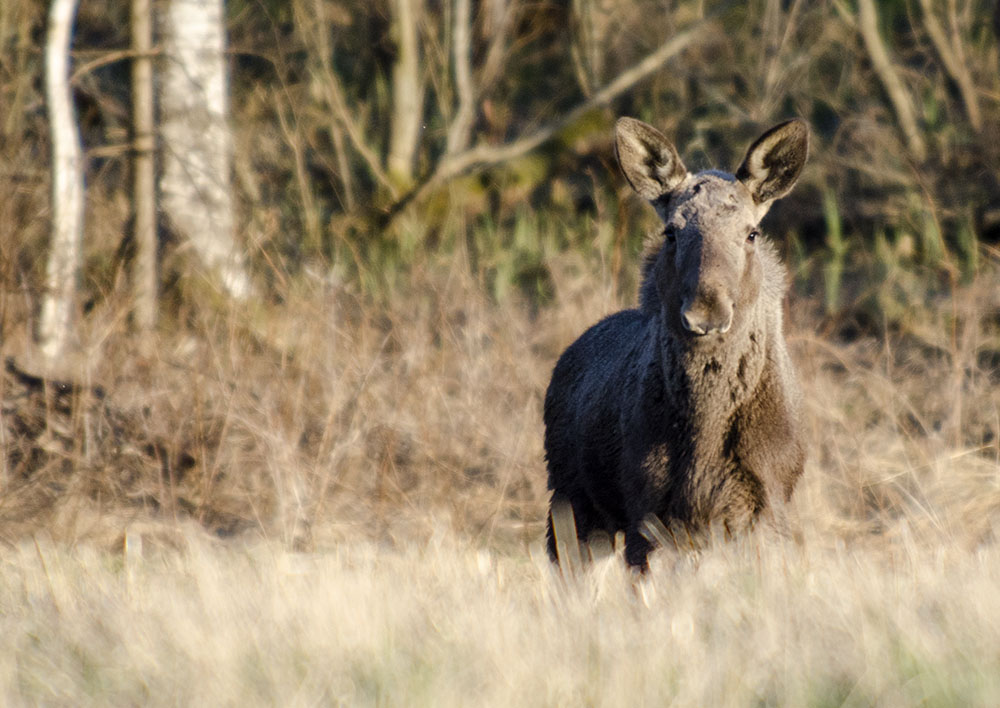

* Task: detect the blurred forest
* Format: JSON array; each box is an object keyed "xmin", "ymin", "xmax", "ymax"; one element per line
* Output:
[
  {"xmin": 1, "ymin": 0, "xmax": 1000, "ymax": 546},
  {"xmin": 1, "ymin": 0, "xmax": 998, "ymax": 317}
]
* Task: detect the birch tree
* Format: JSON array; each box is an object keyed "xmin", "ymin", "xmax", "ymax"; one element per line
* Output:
[
  {"xmin": 39, "ymin": 0, "xmax": 84, "ymax": 363},
  {"xmin": 159, "ymin": 0, "xmax": 251, "ymax": 299},
  {"xmin": 132, "ymin": 0, "xmax": 156, "ymax": 330}
]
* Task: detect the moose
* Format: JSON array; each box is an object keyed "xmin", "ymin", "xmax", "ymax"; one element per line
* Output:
[{"xmin": 544, "ymin": 117, "xmax": 809, "ymax": 570}]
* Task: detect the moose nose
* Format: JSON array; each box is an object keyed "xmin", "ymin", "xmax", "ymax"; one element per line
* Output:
[{"xmin": 681, "ymin": 298, "xmax": 733, "ymax": 336}]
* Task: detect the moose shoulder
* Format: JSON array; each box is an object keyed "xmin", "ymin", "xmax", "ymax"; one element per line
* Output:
[{"xmin": 544, "ymin": 117, "xmax": 809, "ymax": 570}]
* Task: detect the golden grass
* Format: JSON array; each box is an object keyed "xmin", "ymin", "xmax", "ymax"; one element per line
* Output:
[
  {"xmin": 3, "ymin": 524, "xmax": 1000, "ymax": 705},
  {"xmin": 2, "ymin": 246, "xmax": 1000, "ymax": 704}
]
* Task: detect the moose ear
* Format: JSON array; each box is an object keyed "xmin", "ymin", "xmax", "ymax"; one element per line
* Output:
[
  {"xmin": 615, "ymin": 118, "xmax": 688, "ymax": 202},
  {"xmin": 736, "ymin": 119, "xmax": 809, "ymax": 207}
]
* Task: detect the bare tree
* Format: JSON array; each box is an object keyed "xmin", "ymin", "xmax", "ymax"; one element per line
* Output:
[
  {"xmin": 39, "ymin": 0, "xmax": 84, "ymax": 363},
  {"xmin": 132, "ymin": 0, "xmax": 156, "ymax": 330},
  {"xmin": 159, "ymin": 0, "xmax": 251, "ymax": 299}
]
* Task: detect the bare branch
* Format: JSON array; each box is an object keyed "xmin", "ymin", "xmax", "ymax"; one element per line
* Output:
[
  {"xmin": 445, "ymin": 0, "xmax": 475, "ymax": 155},
  {"xmin": 856, "ymin": 0, "xmax": 926, "ymax": 162},
  {"xmin": 275, "ymin": 99, "xmax": 322, "ymax": 253},
  {"xmin": 569, "ymin": 0, "xmax": 594, "ymax": 97},
  {"xmin": 70, "ymin": 47, "xmax": 161, "ymax": 86},
  {"xmin": 388, "ymin": 19, "xmax": 711, "ymax": 221},
  {"xmin": 830, "ymin": 0, "xmax": 856, "ymax": 29},
  {"xmin": 294, "ymin": 0, "xmax": 397, "ymax": 198},
  {"xmin": 478, "ymin": 0, "xmax": 516, "ymax": 91},
  {"xmin": 917, "ymin": 0, "xmax": 981, "ymax": 131},
  {"xmin": 330, "ymin": 122, "xmax": 355, "ymax": 213},
  {"xmin": 306, "ymin": 0, "xmax": 355, "ymax": 210}
]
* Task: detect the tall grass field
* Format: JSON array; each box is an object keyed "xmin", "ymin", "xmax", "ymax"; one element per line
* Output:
[
  {"xmin": 4, "ymin": 0, "xmax": 1000, "ymax": 702},
  {"xmin": 3, "ymin": 243, "xmax": 1000, "ymax": 705}
]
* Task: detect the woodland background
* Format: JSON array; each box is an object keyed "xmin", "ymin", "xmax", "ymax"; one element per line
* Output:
[{"xmin": 2, "ymin": 1, "xmax": 1000, "ymax": 703}]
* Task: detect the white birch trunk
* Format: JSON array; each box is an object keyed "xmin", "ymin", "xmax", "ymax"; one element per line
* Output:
[
  {"xmin": 39, "ymin": 0, "xmax": 84, "ymax": 363},
  {"xmin": 159, "ymin": 0, "xmax": 251, "ymax": 299},
  {"xmin": 132, "ymin": 0, "xmax": 157, "ymax": 330}
]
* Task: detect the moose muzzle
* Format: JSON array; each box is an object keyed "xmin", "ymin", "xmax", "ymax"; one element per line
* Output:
[{"xmin": 680, "ymin": 289, "xmax": 734, "ymax": 336}]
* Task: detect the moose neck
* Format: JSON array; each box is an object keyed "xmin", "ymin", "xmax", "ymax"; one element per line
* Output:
[
  {"xmin": 656, "ymin": 300, "xmax": 770, "ymax": 524},
  {"xmin": 662, "ymin": 296, "xmax": 768, "ymax": 443}
]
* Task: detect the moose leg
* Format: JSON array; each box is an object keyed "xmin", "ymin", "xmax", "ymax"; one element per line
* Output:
[
  {"xmin": 624, "ymin": 524, "xmax": 652, "ymax": 571},
  {"xmin": 546, "ymin": 492, "xmax": 601, "ymax": 564}
]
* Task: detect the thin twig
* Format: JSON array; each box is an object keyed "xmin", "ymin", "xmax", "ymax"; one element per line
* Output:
[
  {"xmin": 309, "ymin": 0, "xmax": 355, "ymax": 211},
  {"xmin": 478, "ymin": 0, "xmax": 517, "ymax": 91},
  {"xmin": 70, "ymin": 47, "xmax": 161, "ymax": 86},
  {"xmin": 385, "ymin": 18, "xmax": 712, "ymax": 223},
  {"xmin": 291, "ymin": 0, "xmax": 397, "ymax": 198},
  {"xmin": 275, "ymin": 99, "xmax": 323, "ymax": 253},
  {"xmin": 917, "ymin": 0, "xmax": 981, "ymax": 131},
  {"xmin": 856, "ymin": 0, "xmax": 926, "ymax": 162}
]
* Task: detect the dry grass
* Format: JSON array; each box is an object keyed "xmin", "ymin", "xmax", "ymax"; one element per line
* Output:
[
  {"xmin": 4, "ymin": 0, "xmax": 1000, "ymax": 700},
  {"xmin": 2, "ymin": 244, "xmax": 1000, "ymax": 704},
  {"xmin": 3, "ymin": 523, "xmax": 1000, "ymax": 705}
]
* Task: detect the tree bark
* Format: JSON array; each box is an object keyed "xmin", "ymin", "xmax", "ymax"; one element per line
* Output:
[
  {"xmin": 39, "ymin": 0, "xmax": 84, "ymax": 363},
  {"xmin": 159, "ymin": 0, "xmax": 251, "ymax": 299},
  {"xmin": 132, "ymin": 0, "xmax": 156, "ymax": 330}
]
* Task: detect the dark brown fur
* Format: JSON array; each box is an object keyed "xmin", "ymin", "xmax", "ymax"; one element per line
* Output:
[{"xmin": 544, "ymin": 118, "xmax": 809, "ymax": 570}]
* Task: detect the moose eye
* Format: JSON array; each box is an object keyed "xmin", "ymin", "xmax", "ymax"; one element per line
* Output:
[
  {"xmin": 663, "ymin": 225, "xmax": 677, "ymax": 243},
  {"xmin": 747, "ymin": 229, "xmax": 760, "ymax": 244}
]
